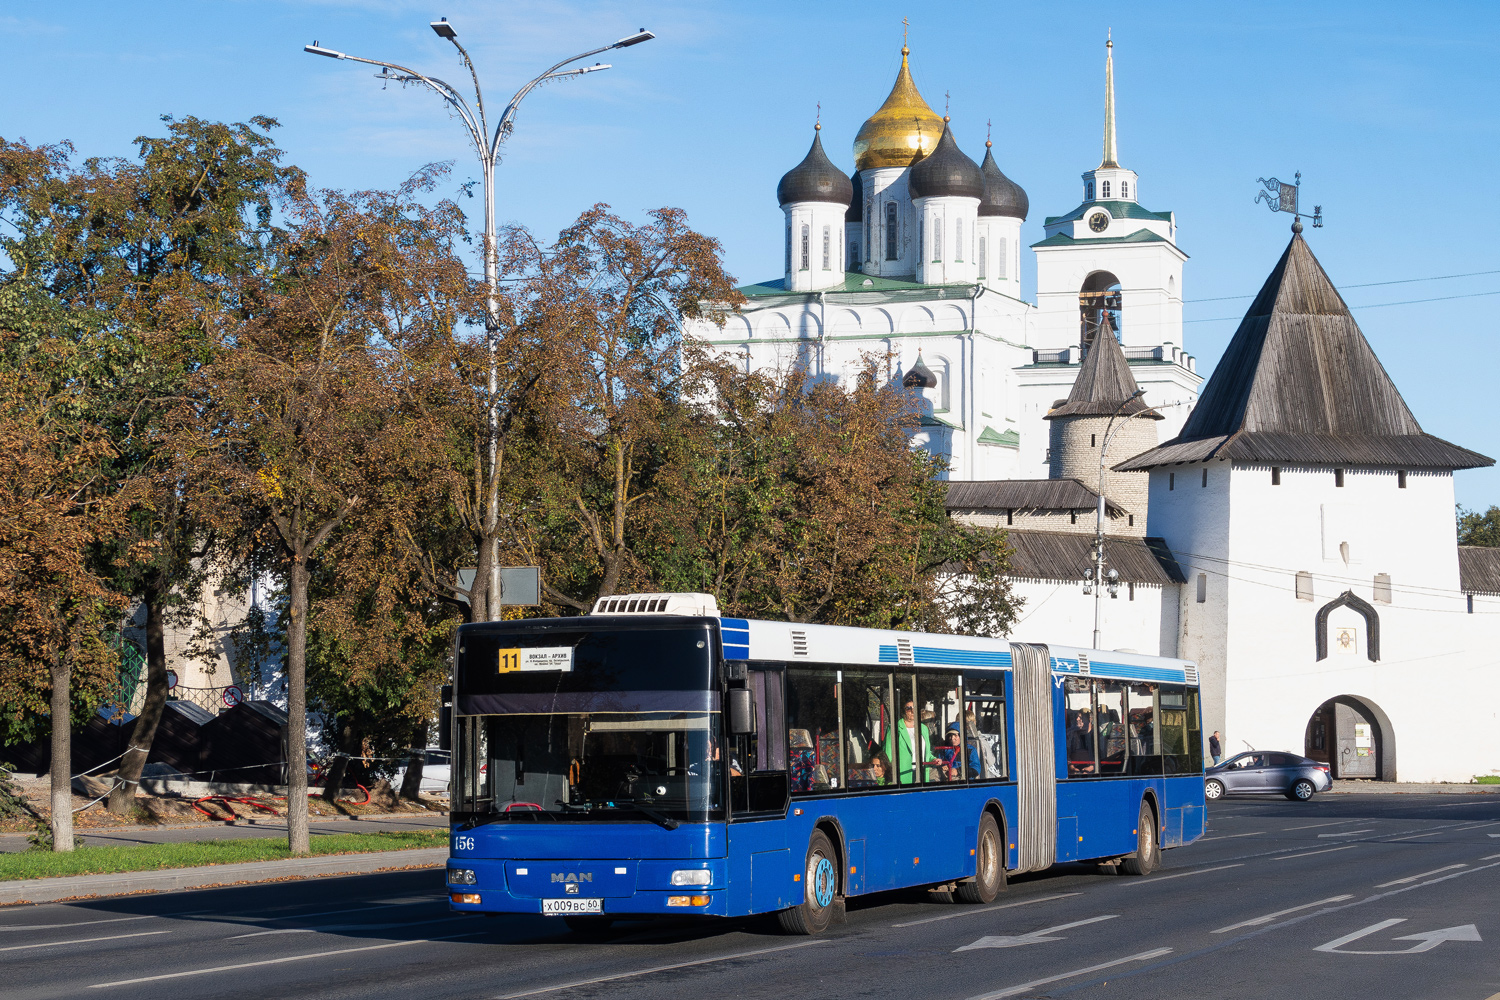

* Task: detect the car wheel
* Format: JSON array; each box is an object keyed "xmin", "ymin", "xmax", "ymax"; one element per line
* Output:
[
  {"xmin": 957, "ymin": 813, "xmax": 1006, "ymax": 903},
  {"xmin": 1204, "ymin": 779, "xmax": 1225, "ymax": 801},
  {"xmin": 1120, "ymin": 801, "xmax": 1159, "ymax": 876},
  {"xmin": 777, "ymin": 830, "xmax": 838, "ymax": 935},
  {"xmin": 1289, "ymin": 779, "xmax": 1316, "ymax": 801}
]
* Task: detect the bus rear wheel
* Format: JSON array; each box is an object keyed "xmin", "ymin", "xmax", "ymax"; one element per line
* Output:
[
  {"xmin": 957, "ymin": 813, "xmax": 1006, "ymax": 903},
  {"xmin": 777, "ymin": 830, "xmax": 838, "ymax": 935},
  {"xmin": 1120, "ymin": 801, "xmax": 1159, "ymax": 876}
]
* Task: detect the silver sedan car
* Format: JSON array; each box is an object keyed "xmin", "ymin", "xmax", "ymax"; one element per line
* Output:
[{"xmin": 1205, "ymin": 751, "xmax": 1333, "ymax": 801}]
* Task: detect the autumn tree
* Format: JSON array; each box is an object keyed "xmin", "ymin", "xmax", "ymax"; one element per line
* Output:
[
  {"xmin": 184, "ymin": 171, "xmax": 466, "ymax": 852},
  {"xmin": 0, "ymin": 285, "xmax": 130, "ymax": 850},
  {"xmin": 0, "ymin": 118, "xmax": 298, "ymax": 814},
  {"xmin": 638, "ymin": 360, "xmax": 1020, "ymax": 634},
  {"xmin": 499, "ymin": 205, "xmax": 742, "ymax": 609}
]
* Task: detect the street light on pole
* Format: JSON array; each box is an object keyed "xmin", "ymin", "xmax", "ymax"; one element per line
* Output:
[
  {"xmin": 1085, "ymin": 388, "xmax": 1147, "ymax": 650},
  {"xmin": 303, "ymin": 19, "xmax": 654, "ymax": 620}
]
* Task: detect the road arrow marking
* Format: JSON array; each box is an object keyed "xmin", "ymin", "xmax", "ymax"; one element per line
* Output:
[
  {"xmin": 955, "ymin": 915, "xmax": 1117, "ymax": 951},
  {"xmin": 1315, "ymin": 919, "xmax": 1483, "ymax": 954}
]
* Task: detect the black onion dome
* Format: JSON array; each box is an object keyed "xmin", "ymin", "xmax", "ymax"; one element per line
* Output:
[
  {"xmin": 902, "ymin": 354, "xmax": 939, "ymax": 389},
  {"xmin": 979, "ymin": 145, "xmax": 1029, "ymax": 220},
  {"xmin": 845, "ymin": 169, "xmax": 863, "ymax": 222},
  {"xmin": 777, "ymin": 129, "xmax": 855, "ymax": 207},
  {"xmin": 907, "ymin": 123, "xmax": 984, "ymax": 201}
]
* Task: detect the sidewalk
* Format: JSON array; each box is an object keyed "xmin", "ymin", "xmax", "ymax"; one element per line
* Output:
[
  {"xmin": 0, "ymin": 846, "xmax": 449, "ymax": 905},
  {"xmin": 1326, "ymin": 780, "xmax": 1500, "ymax": 794}
]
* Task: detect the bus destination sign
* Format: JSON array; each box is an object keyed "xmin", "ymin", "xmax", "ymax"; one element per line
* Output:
[{"xmin": 497, "ymin": 646, "xmax": 574, "ymax": 674}]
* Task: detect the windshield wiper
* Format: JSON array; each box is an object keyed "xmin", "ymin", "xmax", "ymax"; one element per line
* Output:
[{"xmin": 569, "ymin": 798, "xmax": 679, "ymax": 830}]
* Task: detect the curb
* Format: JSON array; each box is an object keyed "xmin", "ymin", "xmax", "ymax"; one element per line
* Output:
[
  {"xmin": 1324, "ymin": 782, "xmax": 1500, "ymax": 795},
  {"xmin": 0, "ymin": 847, "xmax": 449, "ymax": 906}
]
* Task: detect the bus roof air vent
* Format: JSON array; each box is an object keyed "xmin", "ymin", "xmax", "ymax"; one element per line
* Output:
[{"xmin": 589, "ymin": 592, "xmax": 721, "ymax": 617}]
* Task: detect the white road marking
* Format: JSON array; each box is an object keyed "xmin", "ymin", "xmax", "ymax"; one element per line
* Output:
[
  {"xmin": 1315, "ymin": 919, "xmax": 1482, "ymax": 955},
  {"xmin": 1481, "ymin": 853, "xmax": 1500, "ymax": 861},
  {"xmin": 0, "ymin": 909, "xmax": 210, "ymax": 933},
  {"xmin": 1200, "ymin": 832, "xmax": 1263, "ymax": 841},
  {"xmin": 89, "ymin": 932, "xmax": 488, "ymax": 988},
  {"xmin": 1317, "ymin": 829, "xmax": 1374, "ymax": 838},
  {"xmin": 1211, "ymin": 895, "xmax": 1354, "ymax": 933},
  {"xmin": 1388, "ymin": 830, "xmax": 1450, "ymax": 841},
  {"xmin": 226, "ymin": 915, "xmax": 467, "ymax": 940},
  {"xmin": 1375, "ymin": 864, "xmax": 1467, "ymax": 888},
  {"xmin": 1274, "ymin": 845, "xmax": 1359, "ymax": 860},
  {"xmin": 492, "ymin": 940, "xmax": 830, "ymax": 999},
  {"xmin": 1121, "ymin": 864, "xmax": 1242, "ymax": 884},
  {"xmin": 1490, "ymin": 834, "xmax": 1500, "ymax": 839},
  {"xmin": 955, "ymin": 915, "xmax": 1117, "ymax": 951},
  {"xmin": 1453, "ymin": 822, "xmax": 1500, "ymax": 832},
  {"xmin": 965, "ymin": 947, "xmax": 1173, "ymax": 1000},
  {"xmin": 1284, "ymin": 819, "xmax": 1366, "ymax": 832},
  {"xmin": 891, "ymin": 892, "xmax": 1080, "ymax": 928},
  {"xmin": 1, "ymin": 930, "xmax": 171, "ymax": 953}
]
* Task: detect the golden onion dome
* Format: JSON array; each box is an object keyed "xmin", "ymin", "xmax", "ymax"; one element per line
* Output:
[{"xmin": 852, "ymin": 46, "xmax": 944, "ymax": 172}]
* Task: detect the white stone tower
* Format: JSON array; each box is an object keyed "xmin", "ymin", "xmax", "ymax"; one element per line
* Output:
[
  {"xmin": 778, "ymin": 125, "xmax": 854, "ymax": 292},
  {"xmin": 909, "ymin": 120, "xmax": 983, "ymax": 286}
]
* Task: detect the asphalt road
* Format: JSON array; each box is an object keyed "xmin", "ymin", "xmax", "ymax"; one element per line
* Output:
[{"xmin": 4, "ymin": 793, "xmax": 1499, "ymax": 1000}]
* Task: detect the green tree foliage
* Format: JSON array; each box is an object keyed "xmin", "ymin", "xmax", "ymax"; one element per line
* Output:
[{"xmin": 1458, "ymin": 505, "xmax": 1500, "ymax": 547}]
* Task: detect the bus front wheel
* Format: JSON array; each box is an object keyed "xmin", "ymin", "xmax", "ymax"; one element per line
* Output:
[
  {"xmin": 1120, "ymin": 801, "xmax": 1159, "ymax": 876},
  {"xmin": 778, "ymin": 830, "xmax": 838, "ymax": 935},
  {"xmin": 957, "ymin": 813, "xmax": 1006, "ymax": 903}
]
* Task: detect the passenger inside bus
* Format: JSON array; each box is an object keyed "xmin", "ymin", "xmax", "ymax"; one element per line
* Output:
[
  {"xmin": 1067, "ymin": 711, "xmax": 1097, "ymax": 775},
  {"xmin": 882, "ymin": 701, "xmax": 941, "ymax": 785}
]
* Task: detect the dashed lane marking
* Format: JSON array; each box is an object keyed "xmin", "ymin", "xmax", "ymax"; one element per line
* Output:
[
  {"xmin": 493, "ymin": 940, "xmax": 830, "ymax": 999},
  {"xmin": 88, "ymin": 931, "xmax": 490, "ymax": 988},
  {"xmin": 1375, "ymin": 864, "xmax": 1467, "ymax": 888},
  {"xmin": 891, "ymin": 892, "xmax": 1081, "ymax": 928},
  {"xmin": 1200, "ymin": 832, "xmax": 1263, "ymax": 841},
  {"xmin": 965, "ymin": 947, "xmax": 1174, "ymax": 1000},
  {"xmin": 1317, "ymin": 829, "xmax": 1374, "ymax": 838},
  {"xmin": 1211, "ymin": 895, "xmax": 1355, "ymax": 934},
  {"xmin": 1274, "ymin": 845, "xmax": 1359, "ymax": 861},
  {"xmin": 1120, "ymin": 864, "xmax": 1242, "ymax": 884},
  {"xmin": 1284, "ymin": 819, "xmax": 1368, "ymax": 832},
  {"xmin": 1, "ymin": 930, "xmax": 171, "ymax": 953}
]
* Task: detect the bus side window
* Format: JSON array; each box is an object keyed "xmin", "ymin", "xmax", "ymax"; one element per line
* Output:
[
  {"xmin": 1063, "ymin": 678, "xmax": 1097, "ymax": 777},
  {"xmin": 962, "ymin": 673, "xmax": 1007, "ymax": 780},
  {"xmin": 1185, "ymin": 687, "xmax": 1204, "ymax": 773},
  {"xmin": 786, "ymin": 669, "xmax": 839, "ymax": 793},
  {"xmin": 1158, "ymin": 685, "xmax": 1190, "ymax": 774},
  {"xmin": 1095, "ymin": 680, "xmax": 1128, "ymax": 776},
  {"xmin": 923, "ymin": 673, "xmax": 963, "ymax": 783},
  {"xmin": 1127, "ymin": 683, "xmax": 1162, "ymax": 775},
  {"xmin": 842, "ymin": 670, "xmax": 892, "ymax": 788}
]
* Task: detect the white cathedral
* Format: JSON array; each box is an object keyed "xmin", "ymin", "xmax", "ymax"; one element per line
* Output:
[{"xmin": 688, "ymin": 37, "xmax": 1500, "ymax": 784}]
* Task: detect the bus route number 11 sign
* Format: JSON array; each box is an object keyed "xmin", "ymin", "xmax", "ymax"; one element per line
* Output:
[{"xmin": 498, "ymin": 647, "xmax": 574, "ymax": 674}]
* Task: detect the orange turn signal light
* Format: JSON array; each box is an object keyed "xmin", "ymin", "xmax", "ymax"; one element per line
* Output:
[
  {"xmin": 667, "ymin": 895, "xmax": 710, "ymax": 907},
  {"xmin": 451, "ymin": 892, "xmax": 481, "ymax": 904}
]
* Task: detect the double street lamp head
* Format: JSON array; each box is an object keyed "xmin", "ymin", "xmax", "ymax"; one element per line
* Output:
[
  {"xmin": 614, "ymin": 29, "xmax": 655, "ymax": 48},
  {"xmin": 430, "ymin": 17, "xmax": 457, "ymax": 40},
  {"xmin": 304, "ymin": 41, "xmax": 345, "ymax": 59}
]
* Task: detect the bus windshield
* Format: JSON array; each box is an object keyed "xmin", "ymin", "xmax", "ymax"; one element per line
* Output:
[{"xmin": 452, "ymin": 624, "xmax": 722, "ymax": 825}]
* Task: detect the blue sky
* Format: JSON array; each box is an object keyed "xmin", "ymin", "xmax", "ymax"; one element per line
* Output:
[{"xmin": 5, "ymin": 1, "xmax": 1498, "ymax": 507}]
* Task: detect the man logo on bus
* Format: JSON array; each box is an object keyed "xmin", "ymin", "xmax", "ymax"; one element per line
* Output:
[{"xmin": 551, "ymin": 872, "xmax": 592, "ymax": 883}]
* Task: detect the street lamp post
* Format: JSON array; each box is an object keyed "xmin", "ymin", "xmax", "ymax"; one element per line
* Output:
[{"xmin": 305, "ymin": 20, "xmax": 654, "ymax": 619}]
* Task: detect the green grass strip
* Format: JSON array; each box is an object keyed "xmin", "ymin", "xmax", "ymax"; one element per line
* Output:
[
  {"xmin": 0, "ymin": 828, "xmax": 446, "ymax": 881},
  {"xmin": 1475, "ymin": 775, "xmax": 1500, "ymax": 784}
]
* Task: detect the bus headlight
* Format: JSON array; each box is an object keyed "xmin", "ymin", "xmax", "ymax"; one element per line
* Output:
[
  {"xmin": 670, "ymin": 869, "xmax": 711, "ymax": 886},
  {"xmin": 448, "ymin": 868, "xmax": 477, "ymax": 885}
]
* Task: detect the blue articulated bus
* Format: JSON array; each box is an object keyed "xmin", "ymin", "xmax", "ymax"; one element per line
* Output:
[{"xmin": 445, "ymin": 593, "xmax": 1205, "ymax": 934}]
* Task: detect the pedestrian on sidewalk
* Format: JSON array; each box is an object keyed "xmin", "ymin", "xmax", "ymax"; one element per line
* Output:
[{"xmin": 1209, "ymin": 731, "xmax": 1222, "ymax": 766}]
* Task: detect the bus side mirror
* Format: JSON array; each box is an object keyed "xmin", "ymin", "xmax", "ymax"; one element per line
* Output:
[{"xmin": 727, "ymin": 687, "xmax": 756, "ymax": 735}]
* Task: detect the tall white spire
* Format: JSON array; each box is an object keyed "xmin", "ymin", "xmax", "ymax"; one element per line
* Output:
[{"xmin": 1101, "ymin": 31, "xmax": 1119, "ymax": 169}]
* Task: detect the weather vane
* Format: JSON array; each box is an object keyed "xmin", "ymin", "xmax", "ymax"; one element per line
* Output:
[{"xmin": 1256, "ymin": 171, "xmax": 1323, "ymax": 232}]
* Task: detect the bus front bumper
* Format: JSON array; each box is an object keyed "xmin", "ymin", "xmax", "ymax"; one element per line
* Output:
[{"xmin": 445, "ymin": 857, "xmax": 730, "ymax": 918}]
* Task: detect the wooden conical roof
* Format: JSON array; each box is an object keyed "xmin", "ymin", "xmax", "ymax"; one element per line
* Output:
[{"xmin": 1119, "ymin": 234, "xmax": 1492, "ymax": 470}]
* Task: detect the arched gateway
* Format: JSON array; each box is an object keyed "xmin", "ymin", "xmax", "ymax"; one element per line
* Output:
[{"xmin": 1304, "ymin": 695, "xmax": 1395, "ymax": 781}]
